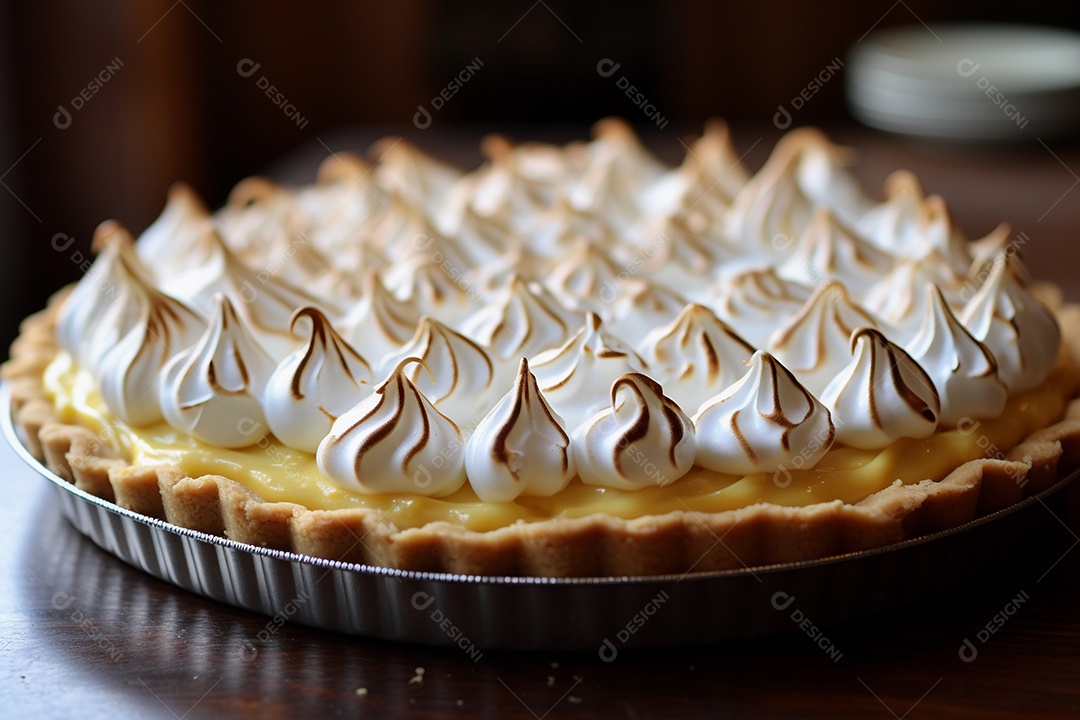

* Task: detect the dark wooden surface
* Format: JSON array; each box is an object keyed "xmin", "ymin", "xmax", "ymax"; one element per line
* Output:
[{"xmin": 4, "ymin": 128, "xmax": 1080, "ymax": 718}]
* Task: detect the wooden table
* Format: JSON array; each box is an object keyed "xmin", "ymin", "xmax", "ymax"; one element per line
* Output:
[{"xmin": 4, "ymin": 127, "xmax": 1080, "ymax": 718}]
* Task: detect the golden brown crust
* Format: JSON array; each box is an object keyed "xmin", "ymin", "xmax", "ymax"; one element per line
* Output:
[{"xmin": 6, "ymin": 296, "xmax": 1080, "ymax": 577}]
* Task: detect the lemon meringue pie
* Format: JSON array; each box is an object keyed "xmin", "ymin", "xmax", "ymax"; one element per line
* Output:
[{"xmin": 6, "ymin": 119, "xmax": 1080, "ymax": 577}]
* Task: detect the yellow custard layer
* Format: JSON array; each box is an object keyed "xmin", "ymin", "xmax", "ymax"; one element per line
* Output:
[{"xmin": 44, "ymin": 352, "xmax": 1078, "ymax": 532}]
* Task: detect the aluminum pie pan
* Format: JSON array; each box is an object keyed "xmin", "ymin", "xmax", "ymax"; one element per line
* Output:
[{"xmin": 5, "ymin": 386, "xmax": 1075, "ymax": 651}]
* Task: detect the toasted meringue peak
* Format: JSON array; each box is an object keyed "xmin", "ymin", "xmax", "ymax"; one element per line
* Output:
[
  {"xmin": 263, "ymin": 307, "xmax": 374, "ymax": 453},
  {"xmin": 58, "ymin": 222, "xmax": 156, "ymax": 372},
  {"xmin": 382, "ymin": 254, "xmax": 476, "ymax": 328},
  {"xmin": 631, "ymin": 214, "xmax": 728, "ymax": 294},
  {"xmin": 791, "ymin": 133, "xmax": 873, "ymax": 225},
  {"xmin": 857, "ymin": 171, "xmax": 970, "ymax": 273},
  {"xmin": 465, "ymin": 358, "xmax": 574, "ymax": 501},
  {"xmin": 768, "ymin": 281, "xmax": 878, "ymax": 395},
  {"xmin": 439, "ymin": 201, "xmax": 515, "ymax": 267},
  {"xmin": 573, "ymin": 372, "xmax": 696, "ymax": 490},
  {"xmin": 531, "ymin": 312, "xmax": 648, "ymax": 430},
  {"xmin": 158, "ymin": 294, "xmax": 276, "ymax": 447},
  {"xmin": 862, "ymin": 260, "xmax": 964, "ymax": 343},
  {"xmin": 544, "ymin": 238, "xmax": 630, "ymax": 314},
  {"xmin": 641, "ymin": 122, "xmax": 746, "ymax": 222},
  {"xmin": 379, "ymin": 316, "xmax": 498, "ymax": 426},
  {"xmin": 344, "ymin": 269, "xmax": 421, "ymax": 362},
  {"xmin": 711, "ymin": 267, "xmax": 812, "ymax": 348},
  {"xmin": 966, "ymin": 223, "xmax": 1029, "ymax": 283},
  {"xmin": 959, "ymin": 253, "xmax": 1061, "ymax": 393},
  {"xmin": 135, "ymin": 183, "xmax": 213, "ymax": 278},
  {"xmin": 462, "ymin": 243, "xmax": 547, "ymax": 296},
  {"xmin": 315, "ymin": 151, "xmax": 372, "ymax": 185},
  {"xmin": 371, "ymin": 137, "xmax": 463, "ymax": 216},
  {"xmin": 568, "ymin": 121, "xmax": 663, "ymax": 233},
  {"xmin": 639, "ymin": 304, "xmax": 755, "ymax": 415},
  {"xmin": 723, "ymin": 129, "xmax": 827, "ymax": 258},
  {"xmin": 607, "ymin": 282, "xmax": 689, "ymax": 345},
  {"xmin": 97, "ymin": 278, "xmax": 207, "ymax": 427},
  {"xmin": 694, "ymin": 351, "xmax": 835, "ymax": 474},
  {"xmin": 820, "ymin": 328, "xmax": 939, "ymax": 449},
  {"xmin": 317, "ymin": 357, "xmax": 467, "ymax": 497},
  {"xmin": 906, "ymin": 284, "xmax": 1006, "ymax": 425},
  {"xmin": 687, "ymin": 119, "xmax": 750, "ymax": 195},
  {"xmin": 176, "ymin": 232, "xmax": 338, "ymax": 359},
  {"xmin": 461, "ymin": 275, "xmax": 581, "ymax": 359},
  {"xmin": 779, "ymin": 208, "xmax": 893, "ymax": 295}
]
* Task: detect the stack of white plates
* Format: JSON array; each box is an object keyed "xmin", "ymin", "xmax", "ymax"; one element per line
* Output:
[{"xmin": 847, "ymin": 24, "xmax": 1080, "ymax": 141}]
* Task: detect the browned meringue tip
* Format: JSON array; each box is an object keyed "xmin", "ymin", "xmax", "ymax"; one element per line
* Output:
[
  {"xmin": 386, "ymin": 356, "xmax": 434, "ymax": 385},
  {"xmin": 702, "ymin": 117, "xmax": 733, "ymax": 139},
  {"xmin": 315, "ymin": 151, "xmax": 371, "ymax": 184},
  {"xmin": 227, "ymin": 176, "xmax": 280, "ymax": 208},
  {"xmin": 480, "ymin": 133, "xmax": 515, "ymax": 162},
  {"xmin": 165, "ymin": 181, "xmax": 210, "ymax": 213},
  {"xmin": 848, "ymin": 326, "xmax": 889, "ymax": 353},
  {"xmin": 610, "ymin": 371, "xmax": 664, "ymax": 403},
  {"xmin": 882, "ymin": 169, "xmax": 925, "ymax": 200},
  {"xmin": 591, "ymin": 116, "xmax": 639, "ymax": 142},
  {"xmin": 288, "ymin": 305, "xmax": 330, "ymax": 336},
  {"xmin": 768, "ymin": 127, "xmax": 854, "ymax": 167},
  {"xmin": 367, "ymin": 135, "xmax": 407, "ymax": 161},
  {"xmin": 90, "ymin": 219, "xmax": 133, "ymax": 254}
]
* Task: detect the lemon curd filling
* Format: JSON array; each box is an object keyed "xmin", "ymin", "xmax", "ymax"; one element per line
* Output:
[{"xmin": 44, "ymin": 351, "xmax": 1078, "ymax": 532}]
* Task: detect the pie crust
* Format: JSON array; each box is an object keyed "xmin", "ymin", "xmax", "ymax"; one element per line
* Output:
[{"xmin": 7, "ymin": 287, "xmax": 1080, "ymax": 577}]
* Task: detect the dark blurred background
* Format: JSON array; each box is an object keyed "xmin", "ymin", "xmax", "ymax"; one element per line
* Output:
[{"xmin": 2, "ymin": 0, "xmax": 1080, "ymax": 352}]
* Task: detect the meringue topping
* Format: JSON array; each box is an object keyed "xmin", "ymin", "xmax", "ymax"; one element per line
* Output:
[
  {"xmin": 694, "ymin": 351, "xmax": 835, "ymax": 474},
  {"xmin": 461, "ymin": 275, "xmax": 581, "ymax": 359},
  {"xmin": 382, "ymin": 253, "xmax": 477, "ymax": 328},
  {"xmin": 906, "ymin": 284, "xmax": 1007, "ymax": 425},
  {"xmin": 465, "ymin": 358, "xmax": 574, "ymax": 501},
  {"xmin": 572, "ymin": 372, "xmax": 696, "ymax": 490},
  {"xmin": 379, "ymin": 316, "xmax": 499, "ymax": 427},
  {"xmin": 56, "ymin": 222, "xmax": 153, "ymax": 372},
  {"xmin": 158, "ymin": 294, "xmax": 277, "ymax": 447},
  {"xmin": 779, "ymin": 208, "xmax": 893, "ymax": 296},
  {"xmin": 166, "ymin": 231, "xmax": 337, "ymax": 359},
  {"xmin": 263, "ymin": 307, "xmax": 374, "ymax": 453},
  {"xmin": 52, "ymin": 121, "xmax": 1065, "ymax": 507},
  {"xmin": 97, "ymin": 280, "xmax": 206, "ymax": 427},
  {"xmin": 711, "ymin": 268, "xmax": 812, "ymax": 348},
  {"xmin": 530, "ymin": 312, "xmax": 648, "ymax": 430},
  {"xmin": 317, "ymin": 358, "xmax": 467, "ymax": 497},
  {"xmin": 768, "ymin": 281, "xmax": 878, "ymax": 395},
  {"xmin": 134, "ymin": 183, "xmax": 214, "ymax": 278},
  {"xmin": 723, "ymin": 129, "xmax": 821, "ymax": 259},
  {"xmin": 819, "ymin": 328, "xmax": 939, "ymax": 449},
  {"xmin": 638, "ymin": 304, "xmax": 755, "ymax": 415},
  {"xmin": 959, "ymin": 253, "xmax": 1061, "ymax": 393},
  {"xmin": 606, "ymin": 282, "xmax": 688, "ymax": 345},
  {"xmin": 343, "ymin": 269, "xmax": 421, "ymax": 362}
]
